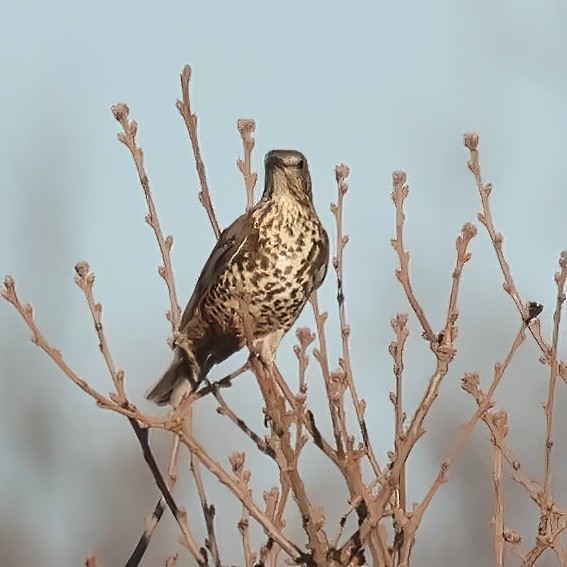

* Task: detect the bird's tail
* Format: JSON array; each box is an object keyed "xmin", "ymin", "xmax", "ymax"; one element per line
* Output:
[{"xmin": 145, "ymin": 349, "xmax": 196, "ymax": 406}]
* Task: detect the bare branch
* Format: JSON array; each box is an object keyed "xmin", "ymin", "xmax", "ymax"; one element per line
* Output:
[
  {"xmin": 332, "ymin": 163, "xmax": 381, "ymax": 478},
  {"xmin": 189, "ymin": 408, "xmax": 222, "ymax": 566},
  {"xmin": 390, "ymin": 170, "xmax": 435, "ymax": 341},
  {"xmin": 389, "ymin": 313, "xmax": 409, "ymax": 512},
  {"xmin": 232, "ymin": 453, "xmax": 256, "ymax": 567},
  {"xmin": 237, "ymin": 119, "xmax": 258, "ymax": 210},
  {"xmin": 541, "ymin": 251, "xmax": 567, "ymax": 533},
  {"xmin": 463, "ymin": 132, "xmax": 561, "ymax": 377},
  {"xmin": 129, "ymin": 419, "xmax": 207, "ymax": 564},
  {"xmin": 311, "ymin": 293, "xmax": 347, "ymax": 455},
  {"xmin": 172, "ymin": 408, "xmax": 306, "ymax": 562},
  {"xmin": 492, "ymin": 412, "xmax": 506, "ymax": 567},
  {"xmin": 176, "ymin": 64, "xmax": 221, "ymax": 239},
  {"xmin": 443, "ymin": 223, "xmax": 477, "ymax": 341},
  {"xmin": 2, "ymin": 275, "xmax": 124, "ymax": 411},
  {"xmin": 1, "ymin": 275, "xmax": 207, "ymax": 564},
  {"xmin": 249, "ymin": 354, "xmax": 330, "ymax": 564},
  {"xmin": 111, "ymin": 102, "xmax": 181, "ymax": 330},
  {"xmin": 74, "ymin": 261, "xmax": 126, "ymax": 402}
]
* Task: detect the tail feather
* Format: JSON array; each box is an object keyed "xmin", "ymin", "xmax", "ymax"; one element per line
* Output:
[{"xmin": 145, "ymin": 350, "xmax": 195, "ymax": 406}]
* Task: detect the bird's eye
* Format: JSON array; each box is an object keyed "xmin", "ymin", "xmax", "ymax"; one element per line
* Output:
[{"xmin": 297, "ymin": 159, "xmax": 304, "ymax": 169}]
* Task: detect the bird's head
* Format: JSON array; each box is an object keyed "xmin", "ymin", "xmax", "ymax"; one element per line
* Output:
[{"xmin": 263, "ymin": 149, "xmax": 312, "ymax": 203}]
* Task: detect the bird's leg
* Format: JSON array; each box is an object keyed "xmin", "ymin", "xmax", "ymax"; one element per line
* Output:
[
  {"xmin": 170, "ymin": 380, "xmax": 194, "ymax": 410},
  {"xmin": 253, "ymin": 328, "xmax": 285, "ymax": 366}
]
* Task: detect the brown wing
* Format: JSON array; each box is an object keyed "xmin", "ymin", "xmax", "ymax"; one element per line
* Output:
[
  {"xmin": 312, "ymin": 226, "xmax": 330, "ymax": 291},
  {"xmin": 179, "ymin": 210, "xmax": 257, "ymax": 331}
]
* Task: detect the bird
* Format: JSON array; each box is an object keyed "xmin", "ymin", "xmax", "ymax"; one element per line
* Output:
[{"xmin": 146, "ymin": 149, "xmax": 329, "ymax": 406}]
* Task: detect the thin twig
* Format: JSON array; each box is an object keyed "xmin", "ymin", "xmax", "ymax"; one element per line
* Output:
[
  {"xmin": 214, "ymin": 387, "xmax": 269, "ymax": 454},
  {"xmin": 311, "ymin": 293, "xmax": 346, "ymax": 455},
  {"xmin": 389, "ymin": 314, "xmax": 409, "ymax": 513},
  {"xmin": 176, "ymin": 64, "xmax": 221, "ymax": 239},
  {"xmin": 311, "ymin": 293, "xmax": 379, "ymax": 562},
  {"xmin": 485, "ymin": 408, "xmax": 567, "ymax": 566},
  {"xmin": 74, "ymin": 261, "xmax": 197, "ymax": 564},
  {"xmin": 113, "ymin": 96, "xmax": 203, "ymax": 562},
  {"xmin": 237, "ymin": 119, "xmax": 258, "ymax": 210},
  {"xmin": 261, "ymin": 487, "xmax": 282, "ymax": 567},
  {"xmin": 232, "ymin": 453, "xmax": 256, "ymax": 567},
  {"xmin": 443, "ymin": 223, "xmax": 477, "ymax": 341},
  {"xmin": 249, "ymin": 353, "xmax": 329, "ymax": 565},
  {"xmin": 476, "ymin": 402, "xmax": 567, "ymax": 551},
  {"xmin": 458, "ymin": 326, "xmax": 525, "ymax": 458},
  {"xmin": 541, "ymin": 251, "xmax": 567, "ymax": 534},
  {"xmin": 492, "ymin": 412, "xmax": 506, "ymax": 567},
  {"xmin": 390, "ymin": 170, "xmax": 435, "ymax": 341},
  {"xmin": 111, "ymin": 103, "xmax": 181, "ymax": 329},
  {"xmin": 233, "ymin": 298, "xmax": 329, "ymax": 563},
  {"xmin": 464, "ymin": 133, "xmax": 525, "ymax": 318},
  {"xmin": 332, "ymin": 164, "xmax": 381, "ymax": 479},
  {"xmin": 390, "ymin": 222, "xmax": 478, "ymax": 554},
  {"xmin": 172, "ymin": 408, "xmax": 306, "ymax": 563},
  {"xmin": 270, "ymin": 360, "xmax": 340, "ymax": 466},
  {"xmin": 195, "ymin": 362, "xmax": 251, "ymax": 399},
  {"xmin": 263, "ymin": 328, "xmax": 317, "ymax": 566},
  {"xmin": 294, "ymin": 327, "xmax": 314, "ymax": 396},
  {"xmin": 188, "ymin": 403, "xmax": 222, "ymax": 566},
  {"xmin": 2, "ymin": 276, "xmax": 125, "ymax": 411},
  {"xmin": 357, "ymin": 189, "xmax": 478, "ymax": 557},
  {"xmin": 129, "ymin": 419, "xmax": 207, "ymax": 565},
  {"xmin": 74, "ymin": 262, "xmax": 126, "ymax": 402},
  {"xmin": 463, "ymin": 132, "xmax": 561, "ymax": 375},
  {"xmin": 124, "ymin": 498, "xmax": 166, "ymax": 567},
  {"xmin": 345, "ymin": 344, "xmax": 456, "ymax": 554},
  {"xmin": 125, "ymin": 435, "xmax": 181, "ymax": 567}
]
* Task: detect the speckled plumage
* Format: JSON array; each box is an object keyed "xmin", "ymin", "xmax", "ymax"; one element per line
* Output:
[{"xmin": 147, "ymin": 150, "xmax": 329, "ymax": 406}]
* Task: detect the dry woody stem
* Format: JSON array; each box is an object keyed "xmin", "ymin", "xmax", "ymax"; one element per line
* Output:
[
  {"xmin": 176, "ymin": 64, "xmax": 221, "ymax": 239},
  {"xmin": 111, "ymin": 103, "xmax": 181, "ymax": 331},
  {"xmin": 237, "ymin": 118, "xmax": 258, "ymax": 211}
]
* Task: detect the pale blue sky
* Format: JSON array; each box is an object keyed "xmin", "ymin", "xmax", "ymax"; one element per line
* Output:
[{"xmin": 2, "ymin": 3, "xmax": 567, "ymax": 566}]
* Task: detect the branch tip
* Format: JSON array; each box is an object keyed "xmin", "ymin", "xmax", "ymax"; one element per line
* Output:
[
  {"xmin": 181, "ymin": 64, "xmax": 192, "ymax": 85},
  {"xmin": 3, "ymin": 274, "xmax": 15, "ymax": 292},
  {"xmin": 111, "ymin": 102, "xmax": 130, "ymax": 125},
  {"xmin": 335, "ymin": 163, "xmax": 350, "ymax": 183},
  {"xmin": 463, "ymin": 132, "xmax": 479, "ymax": 151},
  {"xmin": 237, "ymin": 118, "xmax": 256, "ymax": 136},
  {"xmin": 74, "ymin": 261, "xmax": 91, "ymax": 279},
  {"xmin": 392, "ymin": 170, "xmax": 407, "ymax": 186}
]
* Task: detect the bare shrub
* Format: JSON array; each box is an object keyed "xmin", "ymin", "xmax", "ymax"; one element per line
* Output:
[{"xmin": 3, "ymin": 66, "xmax": 567, "ymax": 567}]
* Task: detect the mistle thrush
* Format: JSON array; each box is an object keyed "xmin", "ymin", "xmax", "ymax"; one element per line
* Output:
[{"xmin": 146, "ymin": 149, "xmax": 329, "ymax": 406}]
